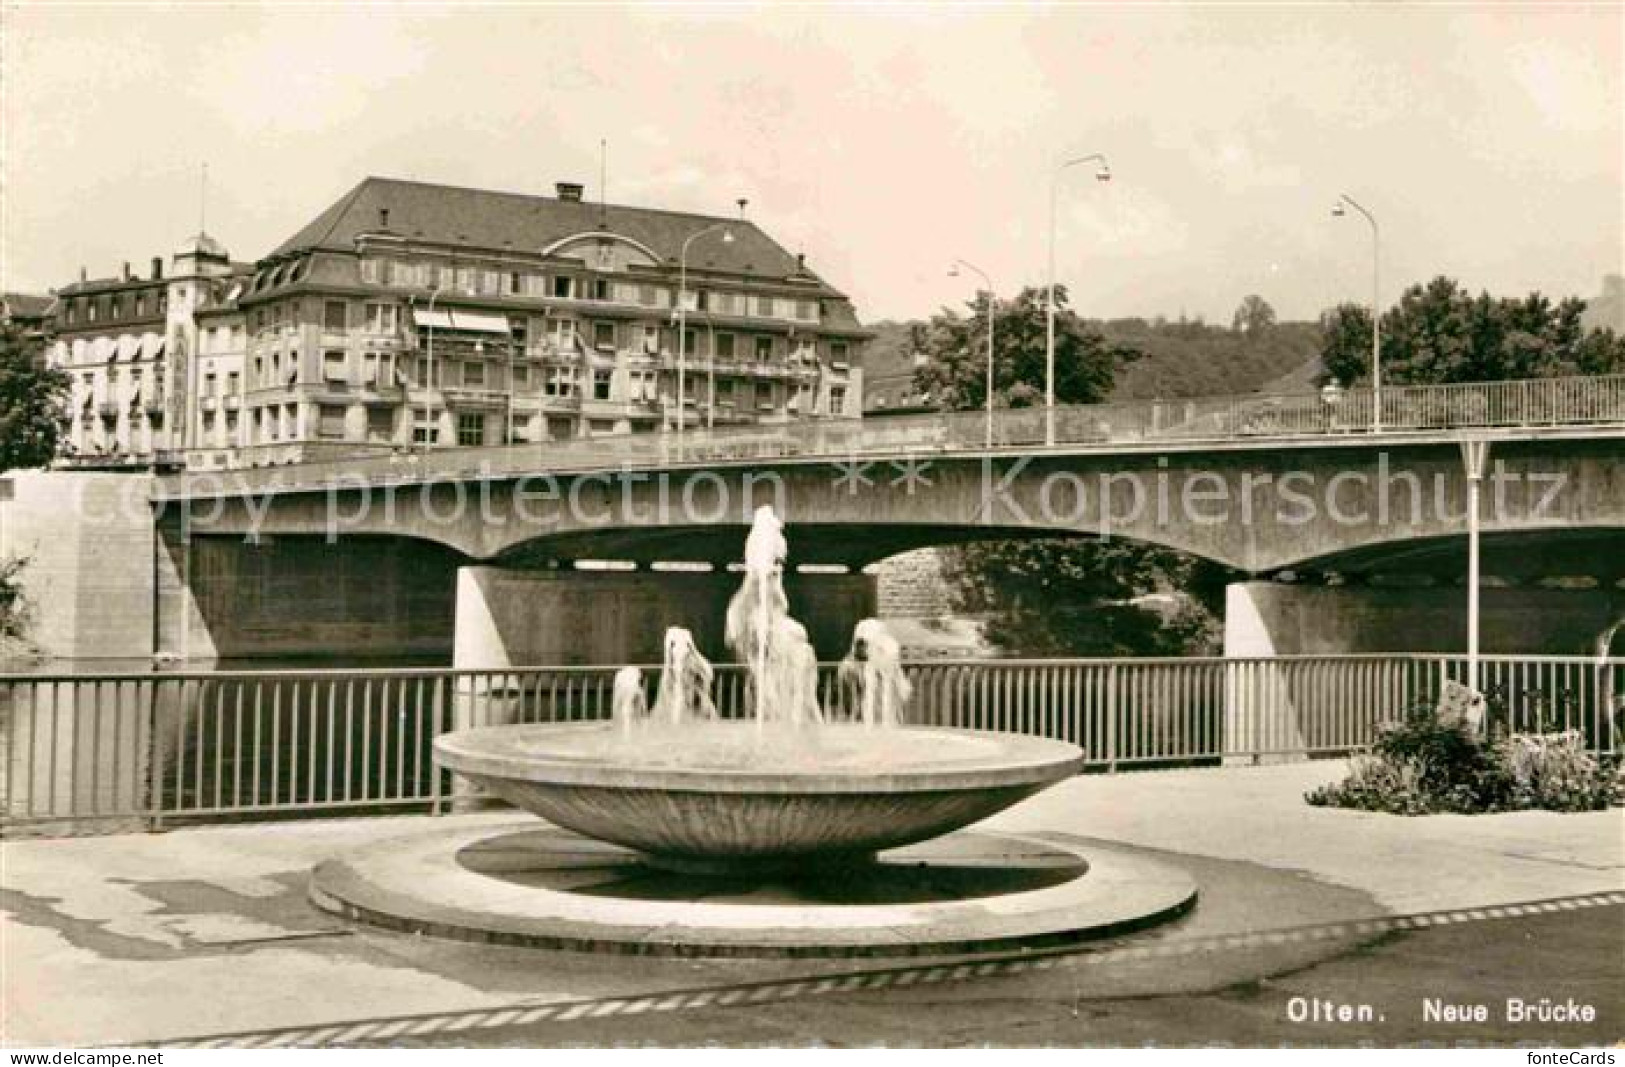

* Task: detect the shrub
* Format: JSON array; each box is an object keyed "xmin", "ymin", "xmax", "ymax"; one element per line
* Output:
[
  {"xmin": 1495, "ymin": 732, "xmax": 1623, "ymax": 813},
  {"xmin": 1307, "ymin": 698, "xmax": 1622, "ymax": 815}
]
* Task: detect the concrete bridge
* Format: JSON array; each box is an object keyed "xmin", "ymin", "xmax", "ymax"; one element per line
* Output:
[
  {"xmin": 149, "ymin": 420, "xmax": 1625, "ymax": 669},
  {"xmin": 9, "ymin": 375, "xmax": 1619, "ymax": 667}
]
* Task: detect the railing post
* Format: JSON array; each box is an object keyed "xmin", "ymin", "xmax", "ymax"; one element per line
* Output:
[
  {"xmin": 1105, "ymin": 662, "xmax": 1119, "ymax": 773},
  {"xmin": 429, "ymin": 675, "xmax": 446, "ymax": 816},
  {"xmin": 145, "ymin": 678, "xmax": 164, "ymax": 833}
]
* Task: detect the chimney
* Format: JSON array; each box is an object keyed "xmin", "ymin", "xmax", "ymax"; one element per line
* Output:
[
  {"xmin": 555, "ymin": 182, "xmax": 585, "ymax": 203},
  {"xmin": 80, "ymin": 266, "xmax": 87, "ymax": 283},
  {"xmin": 796, "ymin": 253, "xmax": 806, "ymax": 271},
  {"xmin": 122, "ymin": 261, "xmax": 132, "ymax": 281},
  {"xmin": 151, "ymin": 257, "xmax": 163, "ymax": 280}
]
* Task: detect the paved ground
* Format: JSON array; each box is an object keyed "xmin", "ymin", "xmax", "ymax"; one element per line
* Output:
[
  {"xmin": 3, "ymin": 761, "xmax": 1621, "ymax": 1047},
  {"xmin": 348, "ymin": 903, "xmax": 1625, "ymax": 1048}
]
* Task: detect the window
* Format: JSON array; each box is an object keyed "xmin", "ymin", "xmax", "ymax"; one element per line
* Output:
[
  {"xmin": 639, "ymin": 284, "xmax": 658, "ymax": 306},
  {"xmin": 88, "ymin": 300, "xmax": 99, "ymax": 323},
  {"xmin": 592, "ymin": 369, "xmax": 613, "ymax": 400},
  {"xmin": 457, "ymin": 413, "xmax": 485, "ymax": 447},
  {"xmin": 591, "ymin": 279, "xmax": 610, "ymax": 301},
  {"xmin": 509, "ymin": 272, "xmax": 522, "ymax": 295},
  {"xmin": 203, "ymin": 371, "xmax": 217, "ymax": 397},
  {"xmin": 756, "ymin": 381, "xmax": 774, "ymax": 409},
  {"xmin": 226, "ymin": 371, "xmax": 240, "ymax": 395},
  {"xmin": 797, "ymin": 300, "xmax": 818, "ymax": 322},
  {"xmin": 545, "ymin": 368, "xmax": 574, "ymax": 397},
  {"xmin": 135, "ymin": 295, "xmax": 145, "ymax": 317},
  {"xmin": 224, "ymin": 410, "xmax": 239, "ymax": 435},
  {"xmin": 757, "ymin": 295, "xmax": 774, "ymax": 317},
  {"xmin": 507, "ymin": 316, "xmax": 528, "ymax": 345},
  {"xmin": 829, "ymin": 386, "xmax": 847, "ymax": 413},
  {"xmin": 366, "ymin": 407, "xmax": 394, "ymax": 440},
  {"xmin": 682, "ymin": 328, "xmax": 697, "ymax": 354},
  {"xmin": 482, "ymin": 270, "xmax": 502, "ymax": 295},
  {"xmin": 641, "ymin": 325, "xmax": 661, "ymax": 354},
  {"xmin": 755, "ymin": 336, "xmax": 773, "ymax": 361},
  {"xmin": 831, "ymin": 341, "xmax": 848, "ymax": 363},
  {"xmin": 318, "ymin": 404, "xmax": 347, "ymax": 439},
  {"xmin": 322, "ymin": 350, "xmax": 347, "ymax": 382},
  {"xmin": 715, "ymin": 333, "xmax": 736, "ymax": 359},
  {"xmin": 552, "ymin": 276, "xmax": 574, "ymax": 299},
  {"xmin": 550, "ymin": 319, "xmax": 578, "ymax": 351},
  {"xmin": 111, "ymin": 296, "xmax": 122, "ymax": 318},
  {"xmin": 412, "ymin": 409, "xmax": 439, "ymax": 445},
  {"xmin": 511, "ymin": 365, "xmax": 531, "ymax": 388},
  {"xmin": 593, "ymin": 322, "xmax": 616, "ymax": 350},
  {"xmin": 463, "ymin": 361, "xmax": 486, "ymax": 387},
  {"xmin": 365, "ymin": 303, "xmax": 398, "ymax": 333},
  {"xmin": 627, "ymin": 370, "xmax": 658, "ymax": 403},
  {"xmin": 717, "ymin": 379, "xmax": 735, "ymax": 405},
  {"xmin": 324, "ymin": 301, "xmax": 348, "ymax": 330},
  {"xmin": 157, "ymin": 293, "xmax": 167, "ymax": 314}
]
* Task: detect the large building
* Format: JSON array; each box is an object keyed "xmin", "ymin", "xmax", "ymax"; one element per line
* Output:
[
  {"xmin": 45, "ymin": 240, "xmax": 249, "ymax": 468},
  {"xmin": 40, "ymin": 175, "xmax": 871, "ymax": 469},
  {"xmin": 210, "ymin": 176, "xmax": 867, "ymax": 467}
]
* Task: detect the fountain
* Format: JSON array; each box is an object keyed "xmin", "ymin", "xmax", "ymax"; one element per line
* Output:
[
  {"xmin": 431, "ymin": 506, "xmax": 1083, "ymax": 872},
  {"xmin": 313, "ymin": 506, "xmax": 1196, "ymax": 956}
]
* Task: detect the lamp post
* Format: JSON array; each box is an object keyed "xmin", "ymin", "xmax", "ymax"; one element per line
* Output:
[
  {"xmin": 421, "ymin": 285, "xmax": 442, "ymax": 451},
  {"xmin": 949, "ymin": 259, "xmax": 996, "ymax": 448},
  {"xmin": 1461, "ymin": 438, "xmax": 1491, "ymax": 692},
  {"xmin": 677, "ymin": 222, "xmax": 735, "ymax": 458},
  {"xmin": 1046, "ymin": 152, "xmax": 1111, "ymax": 445},
  {"xmin": 1332, "ymin": 194, "xmax": 1381, "ymax": 431}
]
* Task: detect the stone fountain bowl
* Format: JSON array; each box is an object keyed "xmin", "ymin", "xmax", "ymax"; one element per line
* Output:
[{"xmin": 433, "ymin": 721, "xmax": 1084, "ymax": 872}]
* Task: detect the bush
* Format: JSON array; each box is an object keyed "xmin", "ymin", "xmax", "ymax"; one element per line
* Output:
[
  {"xmin": 1495, "ymin": 732, "xmax": 1623, "ymax": 813},
  {"xmin": 1307, "ymin": 699, "xmax": 1622, "ymax": 815}
]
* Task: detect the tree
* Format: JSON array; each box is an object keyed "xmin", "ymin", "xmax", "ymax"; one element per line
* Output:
[
  {"xmin": 940, "ymin": 537, "xmax": 1234, "ymax": 657},
  {"xmin": 0, "ymin": 325, "xmax": 65, "ymax": 653},
  {"xmin": 1320, "ymin": 276, "xmax": 1625, "ymax": 386},
  {"xmin": 912, "ymin": 285, "xmax": 1138, "ymax": 411},
  {"xmin": 1232, "ymin": 294, "xmax": 1276, "ymax": 335},
  {"xmin": 1318, "ymin": 302, "xmax": 1373, "ymax": 387},
  {"xmin": 0, "ymin": 324, "xmax": 68, "ymax": 474},
  {"xmin": 908, "ymin": 286, "xmax": 1235, "ymax": 656}
]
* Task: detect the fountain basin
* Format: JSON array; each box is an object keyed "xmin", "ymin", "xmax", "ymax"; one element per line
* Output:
[{"xmin": 434, "ymin": 722, "xmax": 1084, "ymax": 870}]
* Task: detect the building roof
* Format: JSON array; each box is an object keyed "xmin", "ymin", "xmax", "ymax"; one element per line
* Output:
[
  {"xmin": 269, "ymin": 176, "xmax": 840, "ymax": 294},
  {"xmin": 176, "ymin": 231, "xmax": 230, "ymax": 259},
  {"xmin": 2, "ymin": 293, "xmax": 53, "ymax": 319},
  {"xmin": 56, "ymin": 274, "xmax": 168, "ymax": 297}
]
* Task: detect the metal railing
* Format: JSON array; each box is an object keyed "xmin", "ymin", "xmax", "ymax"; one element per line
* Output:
[
  {"xmin": 158, "ymin": 374, "xmax": 1625, "ymax": 498},
  {"xmin": 3, "ymin": 654, "xmax": 1617, "ymax": 833}
]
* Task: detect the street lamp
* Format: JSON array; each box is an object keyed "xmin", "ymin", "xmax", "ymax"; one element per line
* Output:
[
  {"xmin": 1332, "ymin": 194, "xmax": 1381, "ymax": 431},
  {"xmin": 422, "ymin": 285, "xmax": 443, "ymax": 451},
  {"xmin": 949, "ymin": 259, "xmax": 996, "ymax": 448},
  {"xmin": 677, "ymin": 222, "xmax": 735, "ymax": 457},
  {"xmin": 1046, "ymin": 152, "xmax": 1111, "ymax": 445}
]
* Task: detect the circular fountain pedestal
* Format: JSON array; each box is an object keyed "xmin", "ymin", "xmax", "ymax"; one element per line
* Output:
[
  {"xmin": 314, "ymin": 721, "xmax": 1196, "ymax": 956},
  {"xmin": 311, "ymin": 822, "xmax": 1197, "ymax": 958},
  {"xmin": 432, "ymin": 722, "xmax": 1086, "ymax": 869}
]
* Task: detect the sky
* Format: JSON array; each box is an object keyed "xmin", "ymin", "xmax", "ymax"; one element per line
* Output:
[{"xmin": 3, "ymin": 3, "xmax": 1620, "ymax": 326}]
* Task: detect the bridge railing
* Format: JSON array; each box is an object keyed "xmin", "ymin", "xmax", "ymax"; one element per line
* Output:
[
  {"xmin": 159, "ymin": 373, "xmax": 1625, "ymax": 497},
  {"xmin": 3, "ymin": 653, "xmax": 1617, "ymax": 833}
]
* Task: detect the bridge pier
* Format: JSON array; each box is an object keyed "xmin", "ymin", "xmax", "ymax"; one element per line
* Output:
[
  {"xmin": 1223, "ymin": 580, "xmax": 1625, "ymax": 658},
  {"xmin": 1221, "ymin": 579, "xmax": 1625, "ymax": 763}
]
